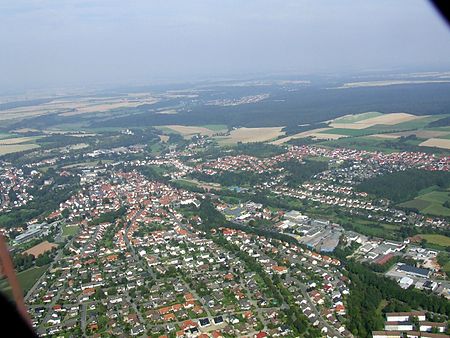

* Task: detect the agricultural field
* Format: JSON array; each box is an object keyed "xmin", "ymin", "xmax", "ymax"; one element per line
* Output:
[
  {"xmin": 0, "ymin": 136, "xmax": 38, "ymax": 145},
  {"xmin": 318, "ymin": 128, "xmax": 376, "ymax": 137},
  {"xmin": 374, "ymin": 130, "xmax": 450, "ymax": 139},
  {"xmin": 0, "ymin": 143, "xmax": 39, "ymax": 155},
  {"xmin": 329, "ymin": 112, "xmax": 421, "ymax": 129},
  {"xmin": 160, "ymin": 124, "xmax": 227, "ymax": 138},
  {"xmin": 419, "ymin": 138, "xmax": 450, "ymax": 150},
  {"xmin": 419, "ymin": 234, "xmax": 450, "ymax": 248},
  {"xmin": 319, "ymin": 136, "xmax": 409, "ymax": 152},
  {"xmin": 23, "ymin": 241, "xmax": 58, "ymax": 258},
  {"xmin": 201, "ymin": 124, "xmax": 228, "ymax": 131},
  {"xmin": 331, "ymin": 112, "xmax": 382, "ymax": 123},
  {"xmin": 271, "ymin": 127, "xmax": 330, "ymax": 144},
  {"xmin": 273, "ymin": 112, "xmax": 450, "ymax": 148},
  {"xmin": 399, "ymin": 190, "xmax": 450, "ymax": 217},
  {"xmin": 0, "ymin": 265, "xmax": 49, "ymax": 297},
  {"xmin": 0, "ymin": 134, "xmax": 41, "ymax": 155},
  {"xmin": 0, "ymin": 95, "xmax": 159, "ymax": 123},
  {"xmin": 215, "ymin": 127, "xmax": 285, "ymax": 145}
]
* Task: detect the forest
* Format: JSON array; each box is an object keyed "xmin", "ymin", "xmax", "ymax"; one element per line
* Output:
[
  {"xmin": 345, "ymin": 261, "xmax": 450, "ymax": 337},
  {"xmin": 190, "ymin": 170, "xmax": 272, "ymax": 187},
  {"xmin": 8, "ymin": 82, "xmax": 450, "ymax": 132},
  {"xmin": 357, "ymin": 169, "xmax": 450, "ymax": 203},
  {"xmin": 281, "ymin": 159, "xmax": 328, "ymax": 187}
]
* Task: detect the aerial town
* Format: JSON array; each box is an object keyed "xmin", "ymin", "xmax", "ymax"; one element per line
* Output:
[{"xmin": 1, "ymin": 125, "xmax": 450, "ymax": 338}]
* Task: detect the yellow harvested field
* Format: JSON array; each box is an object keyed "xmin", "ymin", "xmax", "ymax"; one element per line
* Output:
[
  {"xmin": 329, "ymin": 123, "xmax": 369, "ymax": 130},
  {"xmin": 217, "ymin": 127, "xmax": 285, "ymax": 145},
  {"xmin": 330, "ymin": 113, "xmax": 420, "ymax": 129},
  {"xmin": 0, "ymin": 144, "xmax": 39, "ymax": 155},
  {"xmin": 310, "ymin": 133, "xmax": 347, "ymax": 140},
  {"xmin": 164, "ymin": 125, "xmax": 225, "ymax": 138},
  {"xmin": 159, "ymin": 135, "xmax": 169, "ymax": 142},
  {"xmin": 271, "ymin": 128, "xmax": 331, "ymax": 145},
  {"xmin": 419, "ymin": 138, "xmax": 450, "ymax": 150},
  {"xmin": 0, "ymin": 137, "xmax": 36, "ymax": 145},
  {"xmin": 369, "ymin": 134, "xmax": 401, "ymax": 139},
  {"xmin": 0, "ymin": 96, "xmax": 159, "ymax": 121},
  {"xmin": 60, "ymin": 98, "xmax": 158, "ymax": 116},
  {"xmin": 23, "ymin": 241, "xmax": 57, "ymax": 258}
]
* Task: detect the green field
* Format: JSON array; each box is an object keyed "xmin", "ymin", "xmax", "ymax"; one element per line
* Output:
[
  {"xmin": 399, "ymin": 190, "xmax": 450, "ymax": 217},
  {"xmin": 62, "ymin": 224, "xmax": 79, "ymax": 237},
  {"xmin": 319, "ymin": 136, "xmax": 397, "ymax": 152},
  {"xmin": 0, "ymin": 132, "xmax": 19, "ymax": 140},
  {"xmin": 366, "ymin": 115, "xmax": 449, "ymax": 132},
  {"xmin": 421, "ymin": 234, "xmax": 450, "ymax": 248},
  {"xmin": 0, "ymin": 265, "xmax": 49, "ymax": 298},
  {"xmin": 319, "ymin": 128, "xmax": 379, "ymax": 137},
  {"xmin": 155, "ymin": 126, "xmax": 176, "ymax": 134}
]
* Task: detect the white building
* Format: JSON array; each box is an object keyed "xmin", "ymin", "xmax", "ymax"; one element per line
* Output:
[
  {"xmin": 384, "ymin": 322, "xmax": 414, "ymax": 331},
  {"xmin": 386, "ymin": 311, "xmax": 426, "ymax": 322},
  {"xmin": 372, "ymin": 331, "xmax": 402, "ymax": 338},
  {"xmin": 419, "ymin": 322, "xmax": 447, "ymax": 333}
]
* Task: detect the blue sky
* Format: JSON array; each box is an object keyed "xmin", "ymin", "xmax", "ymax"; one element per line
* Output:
[{"xmin": 1, "ymin": 0, "xmax": 450, "ymax": 91}]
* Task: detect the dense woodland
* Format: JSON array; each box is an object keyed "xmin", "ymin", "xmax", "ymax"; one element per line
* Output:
[
  {"xmin": 8, "ymin": 83, "xmax": 450, "ymax": 132},
  {"xmin": 281, "ymin": 159, "xmax": 328, "ymax": 187},
  {"xmin": 191, "ymin": 170, "xmax": 271, "ymax": 187},
  {"xmin": 357, "ymin": 169, "xmax": 450, "ymax": 203},
  {"xmin": 345, "ymin": 261, "xmax": 450, "ymax": 337}
]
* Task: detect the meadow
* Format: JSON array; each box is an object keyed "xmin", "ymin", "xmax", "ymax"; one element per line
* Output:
[{"xmin": 399, "ymin": 189, "xmax": 450, "ymax": 217}]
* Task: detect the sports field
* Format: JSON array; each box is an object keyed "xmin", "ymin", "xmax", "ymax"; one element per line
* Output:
[
  {"xmin": 62, "ymin": 224, "xmax": 79, "ymax": 237},
  {"xmin": 23, "ymin": 241, "xmax": 57, "ymax": 258}
]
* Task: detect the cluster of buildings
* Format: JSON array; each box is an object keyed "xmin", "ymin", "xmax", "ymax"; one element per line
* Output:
[
  {"xmin": 373, "ymin": 311, "xmax": 449, "ymax": 338},
  {"xmin": 276, "ymin": 210, "xmax": 342, "ymax": 253},
  {"xmin": 221, "ymin": 228, "xmax": 349, "ymax": 337},
  {"xmin": 353, "ymin": 238, "xmax": 450, "ymax": 298},
  {"xmin": 0, "ymin": 166, "xmax": 35, "ymax": 212}
]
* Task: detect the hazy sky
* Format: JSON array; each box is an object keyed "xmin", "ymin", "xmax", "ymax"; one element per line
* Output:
[{"xmin": 1, "ymin": 0, "xmax": 450, "ymax": 92}]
